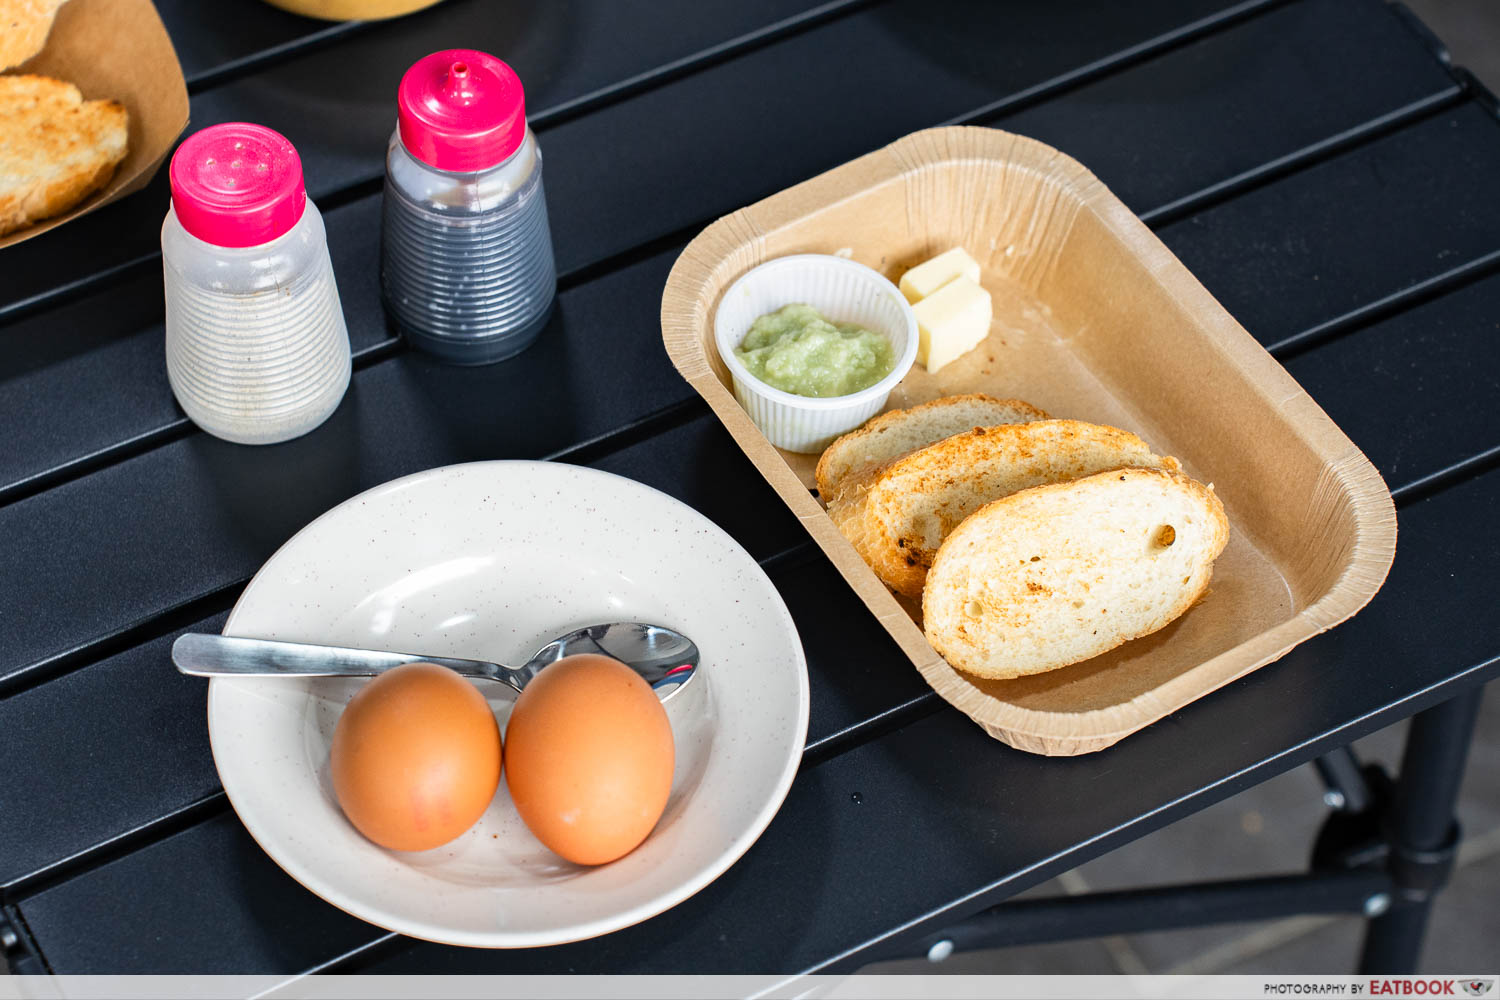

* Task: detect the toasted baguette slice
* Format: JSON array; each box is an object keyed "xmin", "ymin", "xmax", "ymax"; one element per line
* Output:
[
  {"xmin": 923, "ymin": 468, "xmax": 1229, "ymax": 679},
  {"xmin": 0, "ymin": 74, "xmax": 128, "ymax": 237},
  {"xmin": 0, "ymin": 0, "xmax": 68, "ymax": 72},
  {"xmin": 815, "ymin": 394, "xmax": 1048, "ymax": 497},
  {"xmin": 830, "ymin": 419, "xmax": 1180, "ymax": 596}
]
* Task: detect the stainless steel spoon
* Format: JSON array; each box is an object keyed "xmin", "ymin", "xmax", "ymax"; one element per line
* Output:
[{"xmin": 172, "ymin": 622, "xmax": 700, "ymax": 700}]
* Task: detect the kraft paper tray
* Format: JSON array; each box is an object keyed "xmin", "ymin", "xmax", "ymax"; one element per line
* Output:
[
  {"xmin": 1, "ymin": 0, "xmax": 189, "ymax": 250},
  {"xmin": 661, "ymin": 126, "xmax": 1397, "ymax": 756}
]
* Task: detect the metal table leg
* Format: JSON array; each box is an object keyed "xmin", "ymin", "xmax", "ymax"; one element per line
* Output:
[
  {"xmin": 887, "ymin": 686, "xmax": 1486, "ymax": 971},
  {"xmin": 1314, "ymin": 746, "xmax": 1373, "ymax": 813},
  {"xmin": 1357, "ymin": 688, "xmax": 1482, "ymax": 974}
]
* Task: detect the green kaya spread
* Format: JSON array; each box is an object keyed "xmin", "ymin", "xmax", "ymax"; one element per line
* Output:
[{"xmin": 734, "ymin": 304, "xmax": 896, "ymax": 397}]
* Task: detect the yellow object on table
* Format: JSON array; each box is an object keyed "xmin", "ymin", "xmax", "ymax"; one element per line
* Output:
[
  {"xmin": 260, "ymin": 0, "xmax": 444, "ymax": 20},
  {"xmin": 911, "ymin": 276, "xmax": 993, "ymax": 374},
  {"xmin": 898, "ymin": 247, "xmax": 981, "ymax": 303}
]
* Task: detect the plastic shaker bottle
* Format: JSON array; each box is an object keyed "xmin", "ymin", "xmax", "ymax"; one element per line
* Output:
[
  {"xmin": 162, "ymin": 123, "xmax": 352, "ymax": 445},
  {"xmin": 382, "ymin": 49, "xmax": 557, "ymax": 364}
]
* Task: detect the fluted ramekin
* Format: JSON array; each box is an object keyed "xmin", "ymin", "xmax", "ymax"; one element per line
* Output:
[{"xmin": 713, "ymin": 254, "xmax": 918, "ymax": 454}]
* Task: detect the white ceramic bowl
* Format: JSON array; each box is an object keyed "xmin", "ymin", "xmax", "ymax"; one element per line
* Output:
[
  {"xmin": 207, "ymin": 461, "xmax": 809, "ymax": 947},
  {"xmin": 714, "ymin": 254, "xmax": 918, "ymax": 453}
]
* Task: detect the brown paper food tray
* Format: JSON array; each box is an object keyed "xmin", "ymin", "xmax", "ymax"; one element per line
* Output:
[
  {"xmin": 661, "ymin": 126, "xmax": 1397, "ymax": 756},
  {"xmin": 1, "ymin": 0, "xmax": 189, "ymax": 250}
]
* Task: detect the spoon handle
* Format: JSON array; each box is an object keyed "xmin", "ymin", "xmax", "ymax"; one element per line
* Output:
[{"xmin": 172, "ymin": 633, "xmax": 518, "ymax": 691}]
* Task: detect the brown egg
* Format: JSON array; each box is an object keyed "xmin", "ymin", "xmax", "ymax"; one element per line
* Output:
[
  {"xmin": 504, "ymin": 653, "xmax": 675, "ymax": 865},
  {"xmin": 330, "ymin": 662, "xmax": 502, "ymax": 852}
]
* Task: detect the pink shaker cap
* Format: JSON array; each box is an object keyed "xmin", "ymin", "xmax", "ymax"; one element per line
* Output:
[
  {"xmin": 397, "ymin": 49, "xmax": 526, "ymax": 172},
  {"xmin": 169, "ymin": 123, "xmax": 307, "ymax": 248}
]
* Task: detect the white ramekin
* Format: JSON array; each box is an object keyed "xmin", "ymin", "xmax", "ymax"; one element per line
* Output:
[{"xmin": 713, "ymin": 254, "xmax": 919, "ymax": 454}]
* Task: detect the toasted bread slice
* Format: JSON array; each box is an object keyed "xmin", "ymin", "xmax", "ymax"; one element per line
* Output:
[
  {"xmin": 814, "ymin": 393, "xmax": 1048, "ymax": 497},
  {"xmin": 0, "ymin": 74, "xmax": 128, "ymax": 237},
  {"xmin": 829, "ymin": 419, "xmax": 1179, "ymax": 596},
  {"xmin": 0, "ymin": 0, "xmax": 68, "ymax": 72},
  {"xmin": 923, "ymin": 467, "xmax": 1228, "ymax": 679}
]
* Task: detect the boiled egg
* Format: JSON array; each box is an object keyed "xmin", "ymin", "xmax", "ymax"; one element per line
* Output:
[
  {"xmin": 503, "ymin": 653, "xmax": 675, "ymax": 865},
  {"xmin": 330, "ymin": 662, "xmax": 502, "ymax": 852}
]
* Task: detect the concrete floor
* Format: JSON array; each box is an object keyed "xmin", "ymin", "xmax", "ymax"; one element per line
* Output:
[
  {"xmin": 1405, "ymin": 0, "xmax": 1500, "ymax": 93},
  {"xmin": 3, "ymin": 0, "xmax": 1496, "ymax": 982}
]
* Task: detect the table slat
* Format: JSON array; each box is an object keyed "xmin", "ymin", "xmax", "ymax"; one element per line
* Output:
[
  {"xmin": 0, "ymin": 0, "xmax": 1456, "ymax": 508},
  {"xmin": 0, "ymin": 0, "xmax": 852, "ymax": 322},
  {"xmin": 7, "ymin": 0, "xmax": 1500, "ymax": 977},
  {"xmin": 154, "ymin": 0, "xmax": 365, "ymax": 87},
  {"xmin": 7, "ymin": 97, "xmax": 1498, "ymax": 693},
  {"xmin": 1283, "ymin": 270, "xmax": 1500, "ymax": 492},
  {"xmin": 1158, "ymin": 103, "xmax": 1500, "ymax": 346},
  {"xmin": 0, "ymin": 253, "xmax": 721, "ymax": 693},
  {"xmin": 0, "ymin": 614, "xmax": 228, "ymax": 893},
  {"xmin": 17, "ymin": 461, "xmax": 1500, "ymax": 975},
  {"xmin": 988, "ymin": 0, "xmax": 1457, "ymax": 217},
  {"xmin": 10, "ymin": 249, "xmax": 1498, "ymax": 893}
]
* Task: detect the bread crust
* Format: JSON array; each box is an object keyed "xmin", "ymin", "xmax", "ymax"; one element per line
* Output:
[
  {"xmin": 922, "ymin": 467, "xmax": 1229, "ymax": 679},
  {"xmin": 0, "ymin": 74, "xmax": 129, "ymax": 236},
  {"xmin": 830, "ymin": 419, "xmax": 1179, "ymax": 597},
  {"xmin": 814, "ymin": 393, "xmax": 1047, "ymax": 498}
]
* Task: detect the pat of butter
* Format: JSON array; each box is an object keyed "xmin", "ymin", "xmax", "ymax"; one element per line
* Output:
[
  {"xmin": 912, "ymin": 276, "xmax": 992, "ymax": 373},
  {"xmin": 899, "ymin": 248, "xmax": 981, "ymax": 304}
]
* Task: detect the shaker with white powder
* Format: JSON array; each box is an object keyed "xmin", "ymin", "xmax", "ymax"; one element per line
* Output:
[{"xmin": 162, "ymin": 122, "xmax": 351, "ymax": 445}]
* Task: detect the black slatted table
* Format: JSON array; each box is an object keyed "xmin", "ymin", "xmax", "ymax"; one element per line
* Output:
[{"xmin": 2, "ymin": 0, "xmax": 1497, "ymax": 979}]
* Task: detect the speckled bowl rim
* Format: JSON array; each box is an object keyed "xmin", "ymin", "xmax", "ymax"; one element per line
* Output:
[{"xmin": 206, "ymin": 460, "xmax": 810, "ymax": 948}]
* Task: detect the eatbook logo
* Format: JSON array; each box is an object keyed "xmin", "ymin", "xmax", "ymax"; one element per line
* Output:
[{"xmin": 1370, "ymin": 980, "xmax": 1497, "ymax": 996}]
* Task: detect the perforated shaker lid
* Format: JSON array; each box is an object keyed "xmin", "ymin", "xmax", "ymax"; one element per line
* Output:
[
  {"xmin": 397, "ymin": 49, "xmax": 527, "ymax": 172},
  {"xmin": 169, "ymin": 123, "xmax": 307, "ymax": 248}
]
